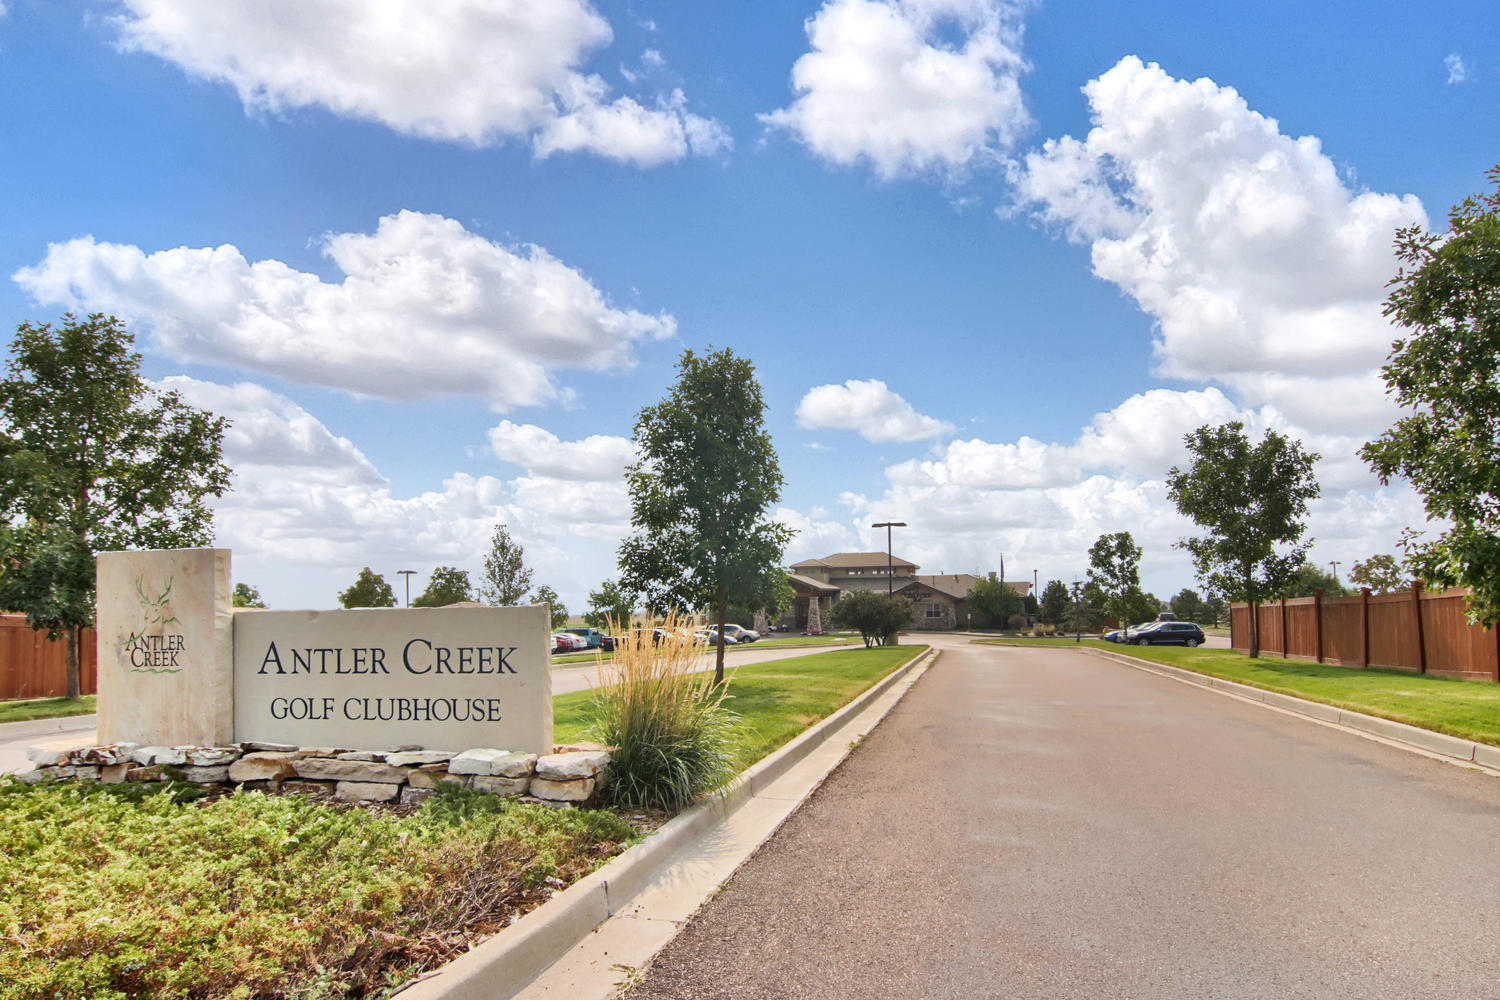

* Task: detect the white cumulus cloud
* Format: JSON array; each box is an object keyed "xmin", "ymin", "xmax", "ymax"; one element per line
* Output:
[
  {"xmin": 13, "ymin": 210, "xmax": 675, "ymax": 410},
  {"xmin": 109, "ymin": 0, "xmax": 726, "ymax": 165},
  {"xmin": 796, "ymin": 378, "xmax": 954, "ymax": 442},
  {"xmin": 761, "ymin": 0, "xmax": 1030, "ymax": 179},
  {"xmin": 1014, "ymin": 56, "xmax": 1427, "ymax": 434},
  {"xmin": 1445, "ymin": 53, "xmax": 1471, "ymax": 85},
  {"xmin": 488, "ymin": 420, "xmax": 636, "ymax": 481}
]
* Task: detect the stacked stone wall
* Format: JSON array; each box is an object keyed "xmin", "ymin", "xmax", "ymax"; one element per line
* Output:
[{"xmin": 19, "ymin": 740, "xmax": 610, "ymax": 806}]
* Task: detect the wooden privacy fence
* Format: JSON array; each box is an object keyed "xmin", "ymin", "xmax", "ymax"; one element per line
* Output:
[
  {"xmin": 0, "ymin": 615, "xmax": 98, "ymax": 699},
  {"xmin": 1231, "ymin": 586, "xmax": 1500, "ymax": 682}
]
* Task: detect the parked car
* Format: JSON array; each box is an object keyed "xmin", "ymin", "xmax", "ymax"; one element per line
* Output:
[
  {"xmin": 599, "ymin": 634, "xmax": 616, "ymax": 652},
  {"xmin": 552, "ymin": 632, "xmax": 586, "ymax": 653},
  {"xmin": 1104, "ymin": 622, "xmax": 1162, "ymax": 643},
  {"xmin": 1126, "ymin": 621, "xmax": 1205, "ymax": 647},
  {"xmin": 693, "ymin": 630, "xmax": 738, "ymax": 646},
  {"xmin": 561, "ymin": 626, "xmax": 603, "ymax": 649},
  {"xmin": 711, "ymin": 623, "xmax": 759, "ymax": 643}
]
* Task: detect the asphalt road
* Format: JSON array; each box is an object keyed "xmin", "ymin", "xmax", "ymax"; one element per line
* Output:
[{"xmin": 624, "ymin": 634, "xmax": 1500, "ymax": 999}]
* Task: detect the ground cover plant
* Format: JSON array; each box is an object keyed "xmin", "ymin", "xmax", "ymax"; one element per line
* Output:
[
  {"xmin": 0, "ymin": 781, "xmax": 636, "ymax": 1000},
  {"xmin": 556, "ymin": 642, "xmax": 924, "ymax": 764},
  {"xmin": 982, "ymin": 638, "xmax": 1500, "ymax": 746},
  {"xmin": 0, "ymin": 694, "xmax": 96, "ymax": 724}
]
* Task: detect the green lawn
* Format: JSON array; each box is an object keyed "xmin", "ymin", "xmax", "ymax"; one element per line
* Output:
[
  {"xmin": 982, "ymin": 637, "xmax": 1500, "ymax": 747},
  {"xmin": 555, "ymin": 643, "xmax": 925, "ymax": 762},
  {"xmin": 0, "ymin": 695, "xmax": 96, "ymax": 725}
]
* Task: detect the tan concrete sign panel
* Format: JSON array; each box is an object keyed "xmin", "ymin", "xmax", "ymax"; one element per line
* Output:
[
  {"xmin": 233, "ymin": 605, "xmax": 553, "ymax": 754},
  {"xmin": 96, "ymin": 548, "xmax": 234, "ymax": 746}
]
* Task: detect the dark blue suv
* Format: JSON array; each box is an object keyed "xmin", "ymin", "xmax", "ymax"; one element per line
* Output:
[{"xmin": 1128, "ymin": 621, "xmax": 1205, "ymax": 647}]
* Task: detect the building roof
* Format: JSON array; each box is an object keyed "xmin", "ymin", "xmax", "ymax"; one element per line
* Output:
[
  {"xmin": 786, "ymin": 572, "xmax": 841, "ymax": 595},
  {"xmin": 790, "ymin": 552, "xmax": 919, "ymax": 571},
  {"xmin": 897, "ymin": 575, "xmax": 1034, "ymax": 600}
]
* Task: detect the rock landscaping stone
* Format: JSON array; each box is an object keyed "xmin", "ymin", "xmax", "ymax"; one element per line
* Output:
[
  {"xmin": 127, "ymin": 765, "xmax": 166, "ymax": 782},
  {"xmin": 488, "ymin": 752, "xmax": 539, "ymax": 778},
  {"xmin": 406, "ymin": 764, "xmax": 466, "ymax": 789},
  {"xmin": 228, "ymin": 752, "xmax": 297, "ymax": 782},
  {"xmin": 336, "ymin": 780, "xmax": 402, "ymax": 802},
  {"xmin": 385, "ymin": 750, "xmax": 454, "ymax": 767},
  {"xmin": 280, "ymin": 780, "xmax": 334, "ymax": 798},
  {"xmin": 471, "ymin": 775, "xmax": 529, "ymax": 796},
  {"xmin": 187, "ymin": 747, "xmax": 242, "ymax": 767},
  {"xmin": 24, "ymin": 747, "xmax": 69, "ymax": 767},
  {"xmin": 535, "ymin": 751, "xmax": 609, "ymax": 781},
  {"xmin": 240, "ymin": 740, "xmax": 298, "ymax": 752},
  {"xmin": 334, "ymin": 751, "xmax": 384, "ymax": 762},
  {"xmin": 72, "ymin": 766, "xmax": 101, "ymax": 781},
  {"xmin": 181, "ymin": 765, "xmax": 230, "ymax": 783},
  {"xmin": 400, "ymin": 787, "xmax": 435, "ymax": 805},
  {"xmin": 15, "ymin": 769, "xmax": 52, "ymax": 784},
  {"xmin": 130, "ymin": 746, "xmax": 186, "ymax": 766},
  {"xmin": 529, "ymin": 776, "xmax": 595, "ymax": 802},
  {"xmin": 78, "ymin": 743, "xmax": 140, "ymax": 766},
  {"xmin": 293, "ymin": 758, "xmax": 407, "ymax": 784},
  {"xmin": 100, "ymin": 763, "xmax": 133, "ymax": 784},
  {"xmin": 448, "ymin": 748, "xmax": 515, "ymax": 775}
]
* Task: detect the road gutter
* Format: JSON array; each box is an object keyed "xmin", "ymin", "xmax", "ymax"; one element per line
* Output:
[
  {"xmin": 1082, "ymin": 647, "xmax": 1500, "ymax": 774},
  {"xmin": 396, "ymin": 644, "xmax": 938, "ymax": 1000},
  {"xmin": 0, "ymin": 713, "xmax": 98, "ymax": 742}
]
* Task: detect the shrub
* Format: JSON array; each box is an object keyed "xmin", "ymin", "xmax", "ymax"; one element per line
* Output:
[{"xmin": 585, "ymin": 614, "xmax": 744, "ymax": 811}]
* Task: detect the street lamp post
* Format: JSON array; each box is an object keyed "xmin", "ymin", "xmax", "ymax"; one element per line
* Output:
[
  {"xmin": 870, "ymin": 521, "xmax": 907, "ymax": 595},
  {"xmin": 1071, "ymin": 580, "xmax": 1082, "ymax": 644},
  {"xmin": 397, "ymin": 569, "xmax": 416, "ymax": 607},
  {"xmin": 1329, "ymin": 560, "xmax": 1341, "ymax": 582}
]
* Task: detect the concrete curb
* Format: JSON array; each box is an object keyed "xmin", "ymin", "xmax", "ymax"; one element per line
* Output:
[
  {"xmin": 397, "ymin": 644, "xmax": 938, "ymax": 1000},
  {"xmin": 0, "ymin": 713, "xmax": 97, "ymax": 742},
  {"xmin": 1081, "ymin": 647, "xmax": 1500, "ymax": 772}
]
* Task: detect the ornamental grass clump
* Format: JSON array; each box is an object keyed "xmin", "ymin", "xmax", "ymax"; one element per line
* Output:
[{"xmin": 587, "ymin": 614, "xmax": 745, "ymax": 811}]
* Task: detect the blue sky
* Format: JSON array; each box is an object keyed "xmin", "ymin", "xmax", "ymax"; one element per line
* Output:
[{"xmin": 1, "ymin": 0, "xmax": 1495, "ymax": 611}]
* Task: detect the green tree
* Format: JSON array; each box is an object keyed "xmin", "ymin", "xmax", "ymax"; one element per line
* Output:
[
  {"xmin": 339, "ymin": 567, "xmax": 396, "ymax": 608},
  {"xmin": 1284, "ymin": 564, "xmax": 1348, "ymax": 599},
  {"xmin": 1119, "ymin": 586, "xmax": 1161, "ymax": 626},
  {"xmin": 1361, "ymin": 167, "xmax": 1500, "ymax": 624},
  {"xmin": 1170, "ymin": 588, "xmax": 1204, "ymax": 623},
  {"xmin": 1063, "ymin": 583, "xmax": 1106, "ymax": 635},
  {"xmin": 0, "ymin": 313, "xmax": 230, "ymax": 698},
  {"xmin": 477, "ymin": 522, "xmax": 532, "ymax": 606},
  {"xmin": 1037, "ymin": 579, "xmax": 1070, "ymax": 625},
  {"xmin": 413, "ymin": 566, "xmax": 473, "ymax": 607},
  {"xmin": 532, "ymin": 584, "xmax": 568, "ymax": 630},
  {"xmin": 1349, "ymin": 554, "xmax": 1407, "ymax": 593},
  {"xmin": 1202, "ymin": 593, "xmax": 1228, "ymax": 628},
  {"xmin": 618, "ymin": 347, "xmax": 794, "ymax": 683},
  {"xmin": 232, "ymin": 583, "xmax": 267, "ymax": 608},
  {"xmin": 1167, "ymin": 421, "xmax": 1320, "ymax": 658},
  {"xmin": 584, "ymin": 578, "xmax": 636, "ymax": 630},
  {"xmin": 967, "ymin": 573, "xmax": 1021, "ymax": 629},
  {"xmin": 1087, "ymin": 532, "xmax": 1143, "ymax": 633},
  {"xmin": 829, "ymin": 590, "xmax": 912, "ymax": 648}
]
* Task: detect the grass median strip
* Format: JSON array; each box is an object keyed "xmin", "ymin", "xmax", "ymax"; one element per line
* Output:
[
  {"xmin": 983, "ymin": 637, "xmax": 1500, "ymax": 747},
  {"xmin": 0, "ymin": 695, "xmax": 96, "ymax": 725},
  {"xmin": 554, "ymin": 643, "xmax": 926, "ymax": 762},
  {"xmin": 4, "ymin": 643, "xmax": 924, "ymax": 999}
]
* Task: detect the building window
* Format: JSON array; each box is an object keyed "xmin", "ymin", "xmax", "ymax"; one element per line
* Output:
[{"xmin": 925, "ymin": 603, "xmax": 944, "ymax": 619}]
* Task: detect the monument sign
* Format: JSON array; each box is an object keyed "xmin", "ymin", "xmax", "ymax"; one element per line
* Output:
[{"xmin": 96, "ymin": 549, "xmax": 553, "ymax": 755}]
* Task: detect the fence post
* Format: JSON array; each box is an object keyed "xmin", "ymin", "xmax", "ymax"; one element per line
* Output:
[
  {"xmin": 1360, "ymin": 588, "xmax": 1370, "ymax": 669},
  {"xmin": 1313, "ymin": 589, "xmax": 1324, "ymax": 663},
  {"xmin": 1411, "ymin": 580, "xmax": 1427, "ymax": 675},
  {"xmin": 1280, "ymin": 595, "xmax": 1289, "ymax": 659}
]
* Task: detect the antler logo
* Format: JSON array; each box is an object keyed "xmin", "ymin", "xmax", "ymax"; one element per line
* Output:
[{"xmin": 123, "ymin": 574, "xmax": 185, "ymax": 674}]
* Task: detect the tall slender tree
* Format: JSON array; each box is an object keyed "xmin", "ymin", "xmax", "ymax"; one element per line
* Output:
[
  {"xmin": 1087, "ymin": 532, "xmax": 1142, "ymax": 633},
  {"xmin": 618, "ymin": 347, "xmax": 794, "ymax": 683},
  {"xmin": 477, "ymin": 522, "xmax": 532, "ymax": 606},
  {"xmin": 0, "ymin": 314, "xmax": 230, "ymax": 698},
  {"xmin": 1167, "ymin": 422, "xmax": 1319, "ymax": 658}
]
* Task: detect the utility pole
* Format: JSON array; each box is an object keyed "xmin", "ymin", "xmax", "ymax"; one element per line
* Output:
[{"xmin": 1071, "ymin": 580, "xmax": 1082, "ymax": 644}]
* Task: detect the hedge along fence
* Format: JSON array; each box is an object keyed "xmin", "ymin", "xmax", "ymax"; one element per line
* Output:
[
  {"xmin": 1231, "ymin": 586, "xmax": 1500, "ymax": 682},
  {"xmin": 0, "ymin": 615, "xmax": 97, "ymax": 699}
]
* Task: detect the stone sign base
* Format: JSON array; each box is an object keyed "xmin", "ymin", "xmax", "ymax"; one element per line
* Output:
[{"xmin": 22, "ymin": 741, "xmax": 611, "ymax": 806}]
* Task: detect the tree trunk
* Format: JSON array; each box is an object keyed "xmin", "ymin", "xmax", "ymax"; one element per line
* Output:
[
  {"xmin": 1247, "ymin": 601, "xmax": 1260, "ymax": 659},
  {"xmin": 66, "ymin": 625, "xmax": 82, "ymax": 700},
  {"xmin": 714, "ymin": 588, "xmax": 728, "ymax": 686}
]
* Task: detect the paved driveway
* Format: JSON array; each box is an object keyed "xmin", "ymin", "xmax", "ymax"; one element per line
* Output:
[{"xmin": 625, "ymin": 635, "xmax": 1500, "ymax": 999}]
